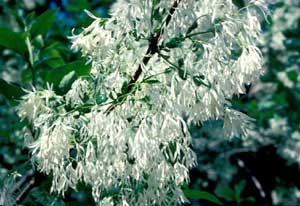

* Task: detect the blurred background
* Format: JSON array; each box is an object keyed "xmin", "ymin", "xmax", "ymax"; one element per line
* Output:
[{"xmin": 0, "ymin": 0, "xmax": 299, "ymax": 205}]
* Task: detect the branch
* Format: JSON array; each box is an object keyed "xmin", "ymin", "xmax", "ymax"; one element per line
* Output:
[
  {"xmin": 15, "ymin": 176, "xmax": 36, "ymax": 204},
  {"xmin": 11, "ymin": 170, "xmax": 35, "ymax": 195},
  {"xmin": 8, "ymin": 170, "xmax": 43, "ymax": 205},
  {"xmin": 105, "ymin": 0, "xmax": 181, "ymax": 114}
]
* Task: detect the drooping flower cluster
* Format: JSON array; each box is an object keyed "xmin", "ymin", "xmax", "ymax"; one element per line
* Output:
[{"xmin": 18, "ymin": 0, "xmax": 266, "ymax": 205}]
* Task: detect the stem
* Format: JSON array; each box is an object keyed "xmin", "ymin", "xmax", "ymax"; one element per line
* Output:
[
  {"xmin": 105, "ymin": 0, "xmax": 181, "ymax": 115},
  {"xmin": 25, "ymin": 34, "xmax": 36, "ymax": 87}
]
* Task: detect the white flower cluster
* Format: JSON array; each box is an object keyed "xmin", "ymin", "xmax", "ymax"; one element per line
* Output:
[
  {"xmin": 66, "ymin": 78, "xmax": 90, "ymax": 106},
  {"xmin": 18, "ymin": 0, "xmax": 265, "ymax": 205}
]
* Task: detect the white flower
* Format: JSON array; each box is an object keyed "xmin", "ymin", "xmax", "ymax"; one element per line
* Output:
[
  {"xmin": 99, "ymin": 197, "xmax": 114, "ymax": 206},
  {"xmin": 18, "ymin": 86, "xmax": 61, "ymax": 123},
  {"xmin": 223, "ymin": 108, "xmax": 255, "ymax": 138},
  {"xmin": 66, "ymin": 78, "xmax": 90, "ymax": 106},
  {"xmin": 268, "ymin": 117, "xmax": 289, "ymax": 136}
]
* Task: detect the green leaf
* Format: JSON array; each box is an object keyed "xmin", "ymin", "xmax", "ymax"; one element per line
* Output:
[
  {"xmin": 153, "ymin": 0, "xmax": 160, "ymax": 7},
  {"xmin": 272, "ymin": 92, "xmax": 288, "ymax": 107},
  {"xmin": 183, "ymin": 189, "xmax": 223, "ymax": 205},
  {"xmin": 0, "ymin": 79, "xmax": 25, "ymax": 101},
  {"xmin": 0, "ymin": 27, "xmax": 27, "ymax": 54},
  {"xmin": 178, "ymin": 58, "xmax": 184, "ymax": 67},
  {"xmin": 230, "ymin": 42, "xmax": 243, "ymax": 60},
  {"xmin": 34, "ymin": 57, "xmax": 64, "ymax": 69},
  {"xmin": 152, "ymin": 2, "xmax": 164, "ymax": 23},
  {"xmin": 178, "ymin": 68, "xmax": 188, "ymax": 80},
  {"xmin": 193, "ymin": 75, "xmax": 205, "ymax": 86},
  {"xmin": 121, "ymin": 81, "xmax": 129, "ymax": 94},
  {"xmin": 192, "ymin": 41, "xmax": 205, "ymax": 60},
  {"xmin": 109, "ymin": 91, "xmax": 117, "ymax": 100},
  {"xmin": 31, "ymin": 34, "xmax": 45, "ymax": 49},
  {"xmin": 187, "ymin": 21, "xmax": 198, "ymax": 34},
  {"xmin": 38, "ymin": 43, "xmax": 66, "ymax": 68},
  {"xmin": 284, "ymin": 38, "xmax": 300, "ymax": 50},
  {"xmin": 286, "ymin": 70, "xmax": 298, "ymax": 82},
  {"xmin": 96, "ymin": 95, "xmax": 108, "ymax": 105},
  {"xmin": 58, "ymin": 71, "xmax": 77, "ymax": 93},
  {"xmin": 143, "ymin": 79, "xmax": 161, "ymax": 84},
  {"xmin": 232, "ymin": 0, "xmax": 245, "ymax": 9},
  {"xmin": 45, "ymin": 60, "xmax": 91, "ymax": 86},
  {"xmin": 235, "ymin": 180, "xmax": 246, "ymax": 197},
  {"xmin": 140, "ymin": 95, "xmax": 151, "ymax": 103},
  {"xmin": 215, "ymin": 186, "xmax": 236, "ymax": 202},
  {"xmin": 165, "ymin": 37, "xmax": 183, "ymax": 48},
  {"xmin": 165, "ymin": 66, "xmax": 175, "ymax": 73},
  {"xmin": 30, "ymin": 9, "xmax": 58, "ymax": 37},
  {"xmin": 21, "ymin": 68, "xmax": 32, "ymax": 83},
  {"xmin": 245, "ymin": 197, "xmax": 256, "ymax": 202},
  {"xmin": 66, "ymin": 0, "xmax": 90, "ymax": 12}
]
